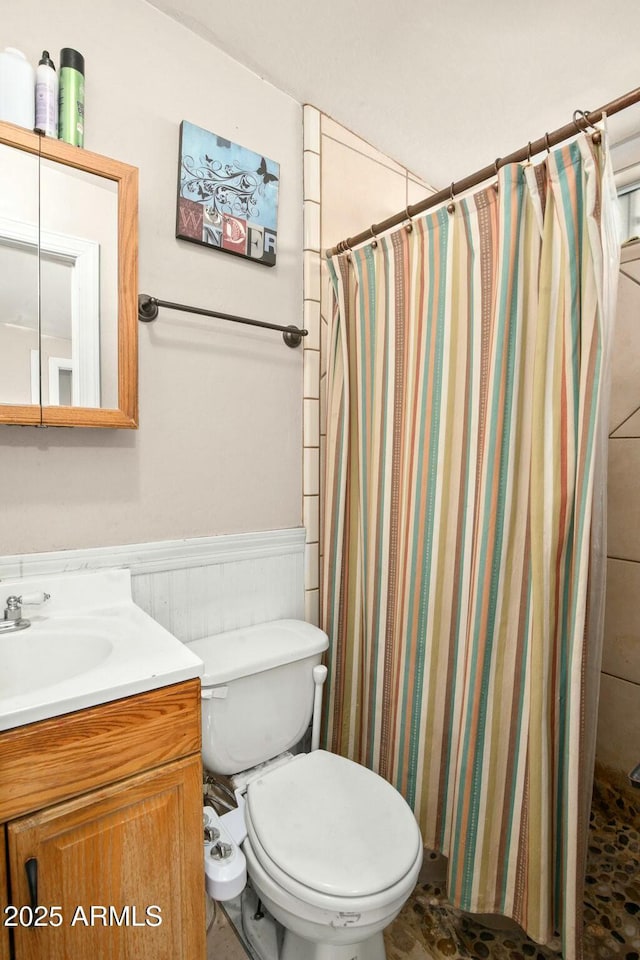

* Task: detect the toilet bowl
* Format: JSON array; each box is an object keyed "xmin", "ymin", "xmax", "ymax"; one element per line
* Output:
[
  {"xmin": 187, "ymin": 620, "xmax": 423, "ymax": 960},
  {"xmin": 241, "ymin": 750, "xmax": 423, "ymax": 959}
]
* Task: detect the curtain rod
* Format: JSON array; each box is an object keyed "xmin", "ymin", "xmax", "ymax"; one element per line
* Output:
[
  {"xmin": 137, "ymin": 294, "xmax": 307, "ymax": 348},
  {"xmin": 326, "ymin": 84, "xmax": 640, "ymax": 258}
]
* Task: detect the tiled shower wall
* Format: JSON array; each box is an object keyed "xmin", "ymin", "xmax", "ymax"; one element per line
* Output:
[
  {"xmin": 597, "ymin": 239, "xmax": 640, "ymax": 776},
  {"xmin": 302, "ymin": 104, "xmax": 436, "ymax": 624}
]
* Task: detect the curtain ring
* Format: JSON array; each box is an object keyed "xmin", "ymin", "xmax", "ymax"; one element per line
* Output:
[
  {"xmin": 447, "ymin": 182, "xmax": 455, "ymax": 214},
  {"xmin": 572, "ymin": 109, "xmax": 597, "ymax": 136},
  {"xmin": 493, "ymin": 158, "xmax": 501, "ymax": 192},
  {"xmin": 520, "ymin": 141, "xmax": 533, "ymax": 174},
  {"xmin": 585, "ymin": 109, "xmax": 602, "ymax": 144},
  {"xmin": 580, "ymin": 108, "xmax": 602, "ymax": 144},
  {"xmin": 544, "ymin": 132, "xmax": 552, "ymax": 154},
  {"xmin": 573, "ymin": 108, "xmax": 597, "ymax": 134},
  {"xmin": 369, "ymin": 224, "xmax": 378, "ymax": 249},
  {"xmin": 405, "ymin": 205, "xmax": 413, "ymax": 233},
  {"xmin": 584, "ymin": 109, "xmax": 601, "ymax": 142},
  {"xmin": 528, "ymin": 141, "xmax": 532, "ymax": 162}
]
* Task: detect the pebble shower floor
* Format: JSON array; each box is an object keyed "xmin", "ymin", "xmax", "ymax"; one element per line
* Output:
[{"xmin": 383, "ymin": 773, "xmax": 640, "ymax": 960}]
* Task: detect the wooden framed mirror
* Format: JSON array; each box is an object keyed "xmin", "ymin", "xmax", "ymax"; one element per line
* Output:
[{"xmin": 0, "ymin": 120, "xmax": 138, "ymax": 428}]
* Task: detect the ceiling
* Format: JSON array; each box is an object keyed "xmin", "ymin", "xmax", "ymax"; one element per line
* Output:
[{"xmin": 149, "ymin": 0, "xmax": 640, "ymax": 189}]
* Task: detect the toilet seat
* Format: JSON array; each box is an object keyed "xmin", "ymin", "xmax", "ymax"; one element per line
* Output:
[
  {"xmin": 245, "ymin": 750, "xmax": 422, "ymax": 907},
  {"xmin": 245, "ymin": 805, "xmax": 422, "ymax": 918}
]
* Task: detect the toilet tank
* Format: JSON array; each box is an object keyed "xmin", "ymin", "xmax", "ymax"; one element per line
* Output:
[{"xmin": 186, "ymin": 619, "xmax": 329, "ymax": 775}]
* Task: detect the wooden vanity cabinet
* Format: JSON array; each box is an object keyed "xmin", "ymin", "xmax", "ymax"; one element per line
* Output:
[{"xmin": 0, "ymin": 680, "xmax": 205, "ymax": 960}]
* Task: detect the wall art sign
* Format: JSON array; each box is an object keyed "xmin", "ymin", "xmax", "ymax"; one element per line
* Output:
[{"xmin": 176, "ymin": 121, "xmax": 280, "ymax": 267}]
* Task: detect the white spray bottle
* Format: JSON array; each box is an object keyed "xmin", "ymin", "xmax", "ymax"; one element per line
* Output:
[{"xmin": 35, "ymin": 50, "xmax": 58, "ymax": 138}]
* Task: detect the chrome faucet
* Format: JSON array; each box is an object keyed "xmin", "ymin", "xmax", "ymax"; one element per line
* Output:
[{"xmin": 1, "ymin": 592, "xmax": 50, "ymax": 633}]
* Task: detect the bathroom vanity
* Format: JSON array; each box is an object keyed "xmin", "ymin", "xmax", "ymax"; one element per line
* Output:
[
  {"xmin": 0, "ymin": 569, "xmax": 206, "ymax": 959},
  {"xmin": 0, "ymin": 680, "xmax": 205, "ymax": 960}
]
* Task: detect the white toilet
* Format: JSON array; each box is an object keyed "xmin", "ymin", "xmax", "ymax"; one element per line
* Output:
[{"xmin": 187, "ymin": 619, "xmax": 423, "ymax": 960}]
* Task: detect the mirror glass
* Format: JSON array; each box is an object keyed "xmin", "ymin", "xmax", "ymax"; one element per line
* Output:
[
  {"xmin": 0, "ymin": 143, "xmax": 39, "ymax": 407},
  {"xmin": 0, "ymin": 143, "xmax": 120, "ymax": 411},
  {"xmin": 40, "ymin": 159, "xmax": 119, "ymax": 409}
]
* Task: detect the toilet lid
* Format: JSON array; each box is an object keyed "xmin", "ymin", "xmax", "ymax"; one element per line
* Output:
[{"xmin": 246, "ymin": 750, "xmax": 422, "ymax": 898}]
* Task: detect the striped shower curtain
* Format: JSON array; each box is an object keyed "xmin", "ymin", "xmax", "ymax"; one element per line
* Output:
[{"xmin": 321, "ymin": 133, "xmax": 619, "ymax": 959}]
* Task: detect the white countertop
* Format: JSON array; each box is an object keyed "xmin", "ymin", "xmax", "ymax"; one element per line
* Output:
[{"xmin": 0, "ymin": 568, "xmax": 203, "ymax": 731}]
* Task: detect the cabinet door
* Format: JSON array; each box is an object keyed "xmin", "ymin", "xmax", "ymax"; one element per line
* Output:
[
  {"xmin": 0, "ymin": 119, "xmax": 138, "ymax": 430},
  {"xmin": 7, "ymin": 754, "xmax": 205, "ymax": 960}
]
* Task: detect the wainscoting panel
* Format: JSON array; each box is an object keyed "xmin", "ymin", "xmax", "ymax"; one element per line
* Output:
[{"xmin": 0, "ymin": 528, "xmax": 306, "ymax": 644}]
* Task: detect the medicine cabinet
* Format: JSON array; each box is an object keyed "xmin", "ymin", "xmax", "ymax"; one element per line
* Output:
[{"xmin": 0, "ymin": 120, "xmax": 138, "ymax": 428}]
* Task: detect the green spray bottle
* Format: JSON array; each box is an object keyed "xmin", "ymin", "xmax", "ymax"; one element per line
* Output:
[{"xmin": 58, "ymin": 48, "xmax": 84, "ymax": 146}]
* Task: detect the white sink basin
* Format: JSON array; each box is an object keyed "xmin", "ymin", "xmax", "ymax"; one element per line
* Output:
[
  {"xmin": 1, "ymin": 622, "xmax": 114, "ymax": 698},
  {"xmin": 0, "ymin": 570, "xmax": 203, "ymax": 731}
]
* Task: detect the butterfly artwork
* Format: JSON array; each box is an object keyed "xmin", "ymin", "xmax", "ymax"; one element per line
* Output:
[
  {"xmin": 257, "ymin": 157, "xmax": 279, "ymax": 186},
  {"xmin": 176, "ymin": 121, "xmax": 280, "ymax": 266}
]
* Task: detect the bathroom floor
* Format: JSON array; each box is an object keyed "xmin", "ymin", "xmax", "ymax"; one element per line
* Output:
[
  {"xmin": 207, "ymin": 773, "xmax": 640, "ymax": 960},
  {"xmin": 206, "ymin": 896, "xmax": 248, "ymax": 959}
]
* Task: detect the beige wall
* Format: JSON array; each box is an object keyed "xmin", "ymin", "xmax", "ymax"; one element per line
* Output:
[
  {"xmin": 0, "ymin": 0, "xmax": 303, "ymax": 555},
  {"xmin": 301, "ymin": 105, "xmax": 436, "ymax": 622},
  {"xmin": 597, "ymin": 241, "xmax": 640, "ymax": 776}
]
